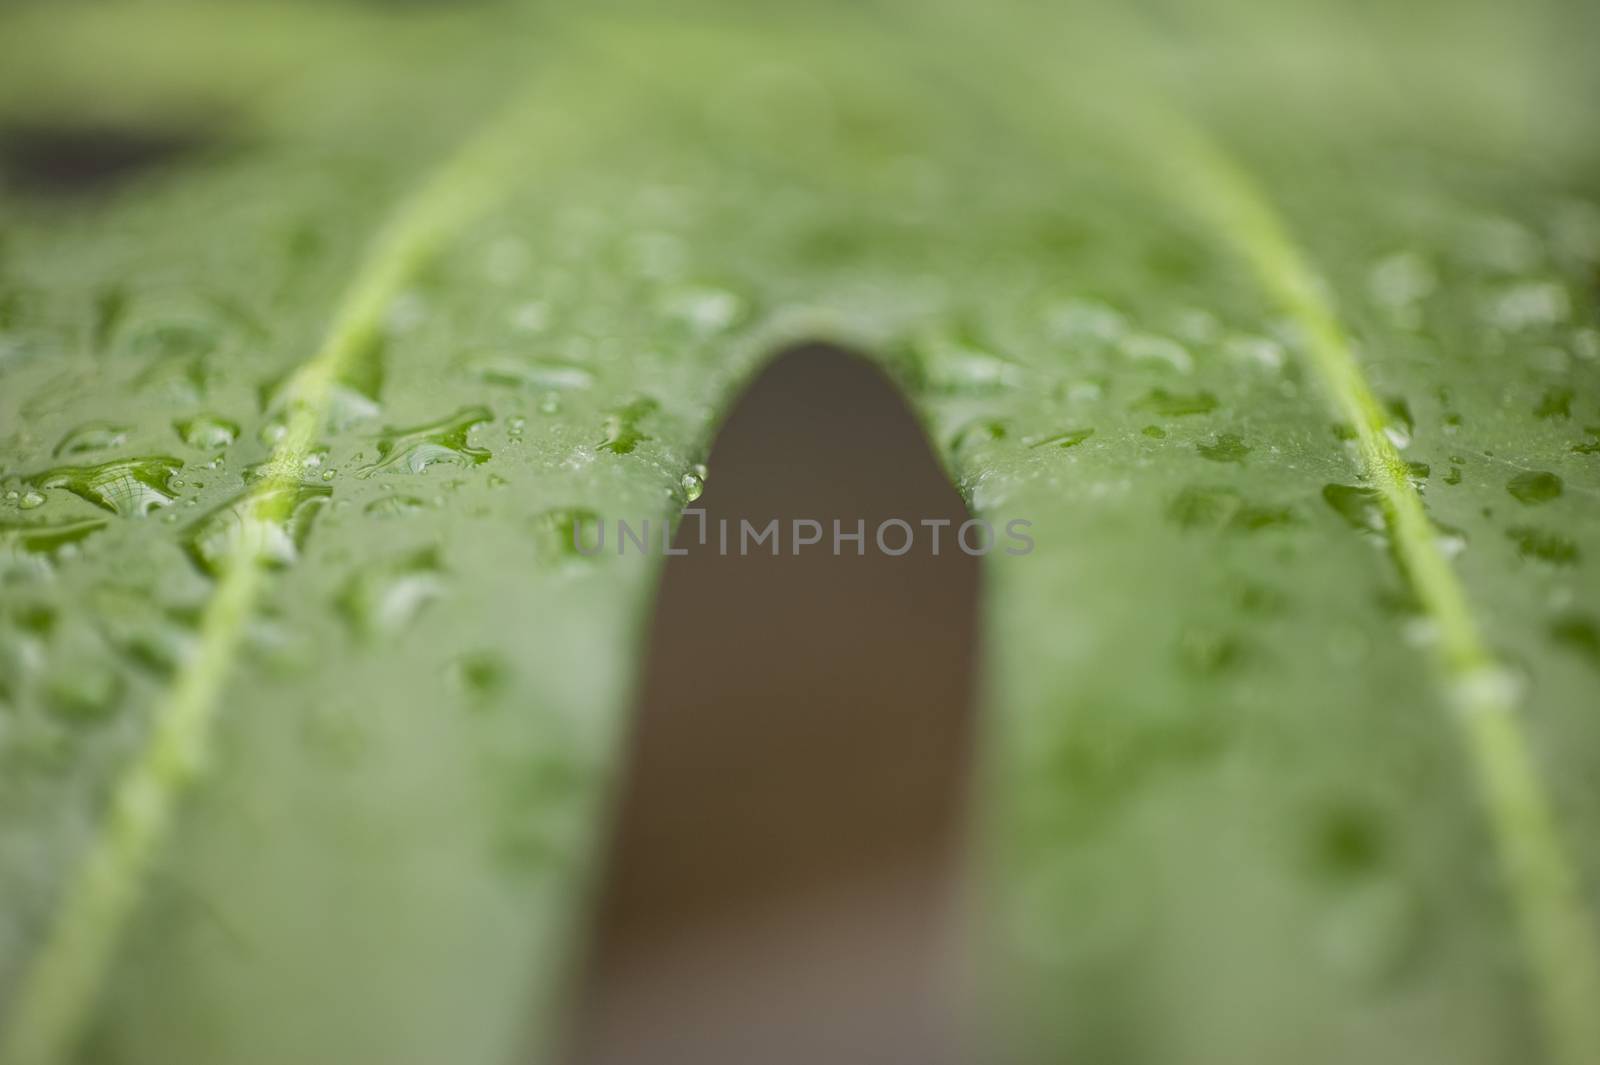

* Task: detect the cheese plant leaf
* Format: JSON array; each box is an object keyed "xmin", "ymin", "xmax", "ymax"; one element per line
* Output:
[{"xmin": 0, "ymin": 2, "xmax": 1597, "ymax": 1064}]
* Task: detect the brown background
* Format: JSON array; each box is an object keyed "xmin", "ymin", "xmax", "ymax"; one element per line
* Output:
[{"xmin": 562, "ymin": 346, "xmax": 982, "ymax": 1064}]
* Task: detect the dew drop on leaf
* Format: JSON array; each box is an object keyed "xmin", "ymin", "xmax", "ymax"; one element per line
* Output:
[
  {"xmin": 1133, "ymin": 388, "xmax": 1218, "ymax": 417},
  {"xmin": 453, "ymin": 651, "xmax": 510, "ymax": 706},
  {"xmin": 364, "ymin": 495, "xmax": 427, "ymax": 519},
  {"xmin": 533, "ymin": 506, "xmax": 602, "ymax": 563},
  {"xmin": 1046, "ymin": 298, "xmax": 1125, "ymax": 342},
  {"xmin": 659, "ymin": 284, "xmax": 744, "ymax": 335},
  {"xmin": 1549, "ymin": 612, "xmax": 1600, "ymax": 670},
  {"xmin": 466, "ymin": 355, "xmax": 594, "ymax": 392},
  {"xmin": 1169, "ymin": 486, "xmax": 1295, "ymax": 534},
  {"xmin": 1383, "ymin": 397, "xmax": 1414, "ymax": 449},
  {"xmin": 1508, "ymin": 527, "xmax": 1579, "ymax": 565},
  {"xmin": 680, "ymin": 468, "xmax": 705, "ymax": 503},
  {"xmin": 338, "ymin": 547, "xmax": 447, "ymax": 639},
  {"xmin": 1119, "ymin": 333, "xmax": 1192, "ymax": 373},
  {"xmin": 1534, "ymin": 387, "xmax": 1573, "ymax": 420},
  {"xmin": 174, "ymin": 414, "xmax": 240, "ymax": 450},
  {"xmin": 183, "ymin": 482, "xmax": 332, "ymax": 576},
  {"xmin": 27, "ymin": 456, "xmax": 184, "ymax": 516},
  {"xmin": 0, "ymin": 517, "xmax": 108, "ymax": 558},
  {"xmin": 949, "ymin": 418, "xmax": 1007, "ymax": 454},
  {"xmin": 1322, "ymin": 484, "xmax": 1387, "ymax": 536},
  {"xmin": 1029, "ymin": 428, "xmax": 1094, "ymax": 450},
  {"xmin": 44, "ymin": 662, "xmax": 124, "ymax": 724},
  {"xmin": 1196, "ymin": 433, "xmax": 1250, "ymax": 463},
  {"xmin": 597, "ymin": 398, "xmax": 657, "ymax": 455},
  {"xmin": 1505, "ymin": 470, "xmax": 1563, "ymax": 505},
  {"xmin": 53, "ymin": 421, "xmax": 131, "ymax": 458},
  {"xmin": 358, "ymin": 406, "xmax": 493, "ymax": 476}
]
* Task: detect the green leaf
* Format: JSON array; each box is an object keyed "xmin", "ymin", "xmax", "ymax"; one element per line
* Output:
[{"xmin": 1, "ymin": 2, "xmax": 1598, "ymax": 1064}]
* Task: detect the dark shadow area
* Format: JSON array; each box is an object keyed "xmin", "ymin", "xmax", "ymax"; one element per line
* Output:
[
  {"xmin": 561, "ymin": 345, "xmax": 983, "ymax": 1065},
  {"xmin": 0, "ymin": 122, "xmax": 208, "ymax": 197}
]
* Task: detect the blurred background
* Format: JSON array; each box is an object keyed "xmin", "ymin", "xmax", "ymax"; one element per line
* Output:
[{"xmin": 563, "ymin": 346, "xmax": 983, "ymax": 1064}]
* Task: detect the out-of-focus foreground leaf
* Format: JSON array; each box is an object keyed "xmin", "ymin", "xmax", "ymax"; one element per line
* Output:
[{"xmin": 0, "ymin": 1, "xmax": 1597, "ymax": 1063}]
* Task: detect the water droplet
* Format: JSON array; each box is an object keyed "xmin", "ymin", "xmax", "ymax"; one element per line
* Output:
[
  {"xmin": 45, "ymin": 663, "xmax": 124, "ymax": 724},
  {"xmin": 1443, "ymin": 466, "xmax": 1463, "ymax": 486},
  {"xmin": 0, "ymin": 517, "xmax": 108, "ymax": 557},
  {"xmin": 120, "ymin": 611, "xmax": 201, "ymax": 677},
  {"xmin": 364, "ymin": 494, "xmax": 426, "ymax": 519},
  {"xmin": 1382, "ymin": 398, "xmax": 1414, "ymax": 449},
  {"xmin": 1368, "ymin": 252, "xmax": 1437, "ymax": 325},
  {"xmin": 387, "ymin": 291, "xmax": 428, "ymax": 334},
  {"xmin": 1434, "ymin": 522, "xmax": 1469, "ymax": 559},
  {"xmin": 1178, "ymin": 626, "xmax": 1246, "ymax": 676},
  {"xmin": 1322, "ymin": 484, "xmax": 1387, "ymax": 536},
  {"xmin": 358, "ymin": 406, "xmax": 493, "ymax": 477},
  {"xmin": 18, "ymin": 490, "xmax": 45, "ymax": 510},
  {"xmin": 260, "ymin": 332, "xmax": 383, "ymax": 433},
  {"xmin": 53, "ymin": 422, "xmax": 131, "ymax": 457},
  {"xmin": 1169, "ymin": 486, "xmax": 1295, "ymax": 533},
  {"xmin": 1046, "ymin": 298, "xmax": 1125, "ymax": 342},
  {"xmin": 1575, "ymin": 328, "xmax": 1600, "ymax": 362},
  {"xmin": 1133, "ymin": 388, "xmax": 1217, "ymax": 417},
  {"xmin": 533, "ymin": 506, "xmax": 602, "ymax": 564},
  {"xmin": 338, "ymin": 547, "xmax": 447, "ymax": 639},
  {"xmin": 174, "ymin": 413, "xmax": 240, "ymax": 449},
  {"xmin": 1573, "ymin": 427, "xmax": 1600, "ymax": 455},
  {"xmin": 1142, "ymin": 425, "xmax": 1167, "ymax": 439},
  {"xmin": 1507, "ymin": 526, "xmax": 1578, "ymax": 565},
  {"xmin": 1550, "ymin": 612, "xmax": 1600, "ymax": 670},
  {"xmin": 912, "ymin": 321, "xmax": 1026, "ymax": 393},
  {"xmin": 680, "ymin": 469, "xmax": 704, "ymax": 503},
  {"xmin": 949, "ymin": 418, "xmax": 1007, "ymax": 455},
  {"xmin": 510, "ymin": 301, "xmax": 549, "ymax": 333},
  {"xmin": 453, "ymin": 651, "xmax": 510, "ymax": 705},
  {"xmin": 597, "ymin": 398, "xmax": 657, "ymax": 455},
  {"xmin": 1224, "ymin": 334, "xmax": 1286, "ymax": 370},
  {"xmin": 26, "ymin": 456, "xmax": 184, "ymax": 516},
  {"xmin": 661, "ymin": 284, "xmax": 744, "ymax": 335},
  {"xmin": 1533, "ymin": 387, "xmax": 1573, "ymax": 421},
  {"xmin": 1486, "ymin": 281, "xmax": 1569, "ymax": 330},
  {"xmin": 183, "ymin": 482, "xmax": 332, "ymax": 576},
  {"xmin": 245, "ymin": 447, "xmax": 329, "ymax": 483},
  {"xmin": 466, "ymin": 355, "xmax": 595, "ymax": 392},
  {"xmin": 1196, "ymin": 433, "xmax": 1250, "ymax": 463},
  {"xmin": 1029, "ymin": 428, "xmax": 1094, "ymax": 450},
  {"xmin": 1506, "ymin": 470, "xmax": 1562, "ymax": 505},
  {"xmin": 1451, "ymin": 665, "xmax": 1523, "ymax": 713},
  {"xmin": 1119, "ymin": 333, "xmax": 1192, "ymax": 373}
]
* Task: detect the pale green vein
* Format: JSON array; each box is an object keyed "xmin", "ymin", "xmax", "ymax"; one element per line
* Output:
[
  {"xmin": 1157, "ymin": 119, "xmax": 1600, "ymax": 1065},
  {"xmin": 938, "ymin": 2, "xmax": 1600, "ymax": 1048},
  {"xmin": 1, "ymin": 94, "xmax": 547, "ymax": 1065}
]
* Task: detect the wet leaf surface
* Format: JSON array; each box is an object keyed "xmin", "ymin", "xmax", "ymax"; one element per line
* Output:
[{"xmin": 0, "ymin": 2, "xmax": 1598, "ymax": 1064}]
